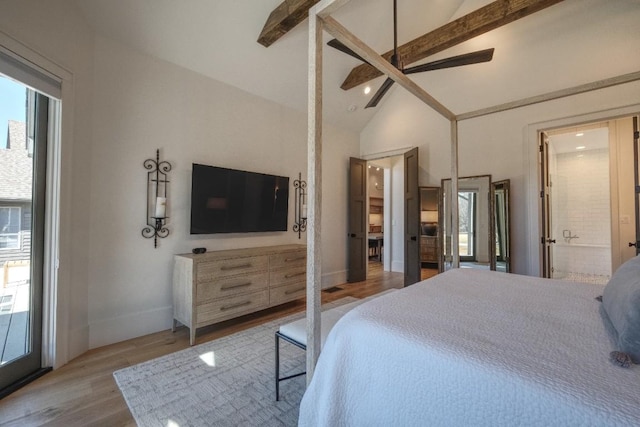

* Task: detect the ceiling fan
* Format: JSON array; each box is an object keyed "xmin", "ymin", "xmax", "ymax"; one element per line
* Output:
[{"xmin": 328, "ymin": 0, "xmax": 495, "ymax": 108}]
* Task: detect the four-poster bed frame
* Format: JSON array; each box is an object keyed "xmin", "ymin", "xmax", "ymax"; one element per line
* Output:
[{"xmin": 304, "ymin": 0, "xmax": 640, "ymax": 382}]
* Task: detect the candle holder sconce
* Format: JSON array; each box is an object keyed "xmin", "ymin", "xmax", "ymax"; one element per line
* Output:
[
  {"xmin": 142, "ymin": 149, "xmax": 172, "ymax": 248},
  {"xmin": 293, "ymin": 172, "xmax": 307, "ymax": 239}
]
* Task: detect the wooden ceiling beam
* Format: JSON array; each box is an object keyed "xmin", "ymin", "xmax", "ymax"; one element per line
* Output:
[
  {"xmin": 258, "ymin": 0, "xmax": 321, "ymax": 47},
  {"xmin": 340, "ymin": 0, "xmax": 565, "ymax": 90}
]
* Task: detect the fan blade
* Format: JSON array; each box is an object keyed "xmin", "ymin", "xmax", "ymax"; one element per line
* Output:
[
  {"xmin": 327, "ymin": 39, "xmax": 370, "ymax": 65},
  {"xmin": 365, "ymin": 78, "xmax": 395, "ymax": 109},
  {"xmin": 403, "ymin": 48, "xmax": 495, "ymax": 75}
]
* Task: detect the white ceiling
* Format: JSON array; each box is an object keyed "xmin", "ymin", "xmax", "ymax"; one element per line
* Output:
[{"xmin": 75, "ymin": 0, "xmax": 640, "ymax": 133}]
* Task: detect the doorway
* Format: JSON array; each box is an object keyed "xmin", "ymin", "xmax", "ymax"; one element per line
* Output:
[
  {"xmin": 367, "ymin": 161, "xmax": 385, "ymax": 273},
  {"xmin": 540, "ymin": 117, "xmax": 639, "ymax": 283},
  {"xmin": 348, "ymin": 149, "xmax": 420, "ymax": 286}
]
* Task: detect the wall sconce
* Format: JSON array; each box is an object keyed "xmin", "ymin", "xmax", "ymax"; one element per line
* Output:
[
  {"xmin": 293, "ymin": 172, "xmax": 307, "ymax": 239},
  {"xmin": 142, "ymin": 149, "xmax": 172, "ymax": 248}
]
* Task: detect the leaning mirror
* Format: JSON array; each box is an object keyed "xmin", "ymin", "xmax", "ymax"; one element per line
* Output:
[
  {"xmin": 492, "ymin": 180, "xmax": 511, "ymax": 272},
  {"xmin": 440, "ymin": 175, "xmax": 493, "ymax": 271}
]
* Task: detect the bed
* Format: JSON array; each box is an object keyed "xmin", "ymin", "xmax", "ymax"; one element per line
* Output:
[{"xmin": 298, "ymin": 264, "xmax": 640, "ymax": 426}]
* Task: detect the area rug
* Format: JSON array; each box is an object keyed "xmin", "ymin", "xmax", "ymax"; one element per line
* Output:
[{"xmin": 114, "ymin": 297, "xmax": 357, "ymax": 427}]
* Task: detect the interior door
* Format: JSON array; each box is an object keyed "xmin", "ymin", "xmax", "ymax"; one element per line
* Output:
[
  {"xmin": 0, "ymin": 87, "xmax": 48, "ymax": 394},
  {"xmin": 404, "ymin": 148, "xmax": 420, "ymax": 286},
  {"xmin": 632, "ymin": 117, "xmax": 640, "ymax": 255},
  {"xmin": 347, "ymin": 157, "xmax": 367, "ymax": 282},
  {"xmin": 540, "ymin": 132, "xmax": 555, "ymax": 277}
]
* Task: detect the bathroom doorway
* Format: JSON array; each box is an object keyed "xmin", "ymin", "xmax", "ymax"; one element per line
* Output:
[{"xmin": 540, "ymin": 117, "xmax": 638, "ymax": 283}]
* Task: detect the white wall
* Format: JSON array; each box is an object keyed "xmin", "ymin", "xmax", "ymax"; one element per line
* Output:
[
  {"xmin": 88, "ymin": 36, "xmax": 358, "ymax": 348},
  {"xmin": 1, "ymin": 1, "xmax": 359, "ymax": 358},
  {"xmin": 361, "ymin": 81, "xmax": 640, "ymax": 275}
]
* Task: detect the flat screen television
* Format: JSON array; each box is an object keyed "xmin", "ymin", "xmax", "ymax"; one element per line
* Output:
[{"xmin": 190, "ymin": 163, "xmax": 289, "ymax": 234}]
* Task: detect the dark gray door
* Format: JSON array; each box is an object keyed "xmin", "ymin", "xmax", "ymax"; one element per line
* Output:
[
  {"xmin": 404, "ymin": 148, "xmax": 420, "ymax": 286},
  {"xmin": 632, "ymin": 117, "xmax": 640, "ymax": 255},
  {"xmin": 348, "ymin": 157, "xmax": 367, "ymax": 282},
  {"xmin": 540, "ymin": 132, "xmax": 555, "ymax": 278}
]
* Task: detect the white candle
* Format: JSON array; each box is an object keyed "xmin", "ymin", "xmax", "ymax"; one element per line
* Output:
[
  {"xmin": 302, "ymin": 204, "xmax": 307, "ymax": 219},
  {"xmin": 155, "ymin": 196, "xmax": 166, "ymax": 218}
]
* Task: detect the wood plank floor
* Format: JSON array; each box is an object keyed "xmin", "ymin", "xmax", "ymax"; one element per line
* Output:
[{"xmin": 0, "ymin": 263, "xmax": 436, "ymax": 426}]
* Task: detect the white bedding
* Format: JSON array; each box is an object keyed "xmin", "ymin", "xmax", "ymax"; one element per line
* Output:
[{"xmin": 298, "ymin": 269, "xmax": 640, "ymax": 426}]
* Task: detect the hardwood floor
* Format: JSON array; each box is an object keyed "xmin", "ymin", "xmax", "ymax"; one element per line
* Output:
[{"xmin": 0, "ymin": 262, "xmax": 406, "ymax": 426}]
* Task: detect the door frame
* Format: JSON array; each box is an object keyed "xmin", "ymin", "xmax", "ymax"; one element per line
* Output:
[
  {"xmin": 353, "ymin": 147, "xmax": 419, "ymax": 281},
  {"xmin": 526, "ymin": 104, "xmax": 640, "ymax": 277}
]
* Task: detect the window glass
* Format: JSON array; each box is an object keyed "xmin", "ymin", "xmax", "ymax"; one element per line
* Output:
[{"xmin": 0, "ymin": 206, "xmax": 20, "ymax": 249}]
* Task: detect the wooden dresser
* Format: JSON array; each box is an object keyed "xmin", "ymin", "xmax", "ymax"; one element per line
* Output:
[
  {"xmin": 173, "ymin": 244, "xmax": 306, "ymax": 345},
  {"xmin": 420, "ymin": 236, "xmax": 438, "ymax": 264}
]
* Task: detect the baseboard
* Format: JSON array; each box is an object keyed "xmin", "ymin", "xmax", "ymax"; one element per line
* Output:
[
  {"xmin": 322, "ymin": 270, "xmax": 347, "ymax": 289},
  {"xmin": 391, "ymin": 260, "xmax": 404, "ymax": 273},
  {"xmin": 66, "ymin": 324, "xmax": 89, "ymax": 366},
  {"xmin": 89, "ymin": 305, "xmax": 173, "ymax": 349}
]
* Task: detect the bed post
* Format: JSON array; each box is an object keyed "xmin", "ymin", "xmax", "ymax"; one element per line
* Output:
[
  {"xmin": 306, "ymin": 9, "xmax": 323, "ymax": 385},
  {"xmin": 451, "ymin": 119, "xmax": 459, "ymax": 268}
]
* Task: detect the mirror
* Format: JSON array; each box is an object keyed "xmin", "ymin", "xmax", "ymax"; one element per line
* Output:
[
  {"xmin": 440, "ymin": 175, "xmax": 493, "ymax": 271},
  {"xmin": 492, "ymin": 180, "xmax": 511, "ymax": 272},
  {"xmin": 420, "ymin": 187, "xmax": 440, "ymax": 276}
]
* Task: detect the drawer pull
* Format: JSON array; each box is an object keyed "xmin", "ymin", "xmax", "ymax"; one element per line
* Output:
[
  {"xmin": 220, "ymin": 300, "xmax": 251, "ymax": 311},
  {"xmin": 221, "ymin": 263, "xmax": 251, "ymax": 271},
  {"xmin": 221, "ymin": 282, "xmax": 252, "ymax": 291},
  {"xmin": 284, "ymin": 271, "xmax": 306, "ymax": 279},
  {"xmin": 285, "ymin": 286, "xmax": 305, "ymax": 295},
  {"xmin": 285, "ymin": 256, "xmax": 306, "ymax": 262}
]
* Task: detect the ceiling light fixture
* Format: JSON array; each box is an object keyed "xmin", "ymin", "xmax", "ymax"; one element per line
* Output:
[
  {"xmin": 576, "ymin": 146, "xmax": 586, "ymax": 150},
  {"xmin": 576, "ymin": 132, "xmax": 584, "ymax": 137},
  {"xmin": 364, "ymin": 86, "xmax": 371, "ymax": 95}
]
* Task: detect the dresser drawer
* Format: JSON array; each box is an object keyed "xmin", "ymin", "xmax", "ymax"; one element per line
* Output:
[
  {"xmin": 196, "ymin": 255, "xmax": 268, "ymax": 283},
  {"xmin": 196, "ymin": 272, "xmax": 268, "ymax": 303},
  {"xmin": 270, "ymin": 281, "xmax": 306, "ymax": 305},
  {"xmin": 270, "ymin": 265, "xmax": 306, "ymax": 286},
  {"xmin": 196, "ymin": 290, "xmax": 269, "ymax": 326},
  {"xmin": 269, "ymin": 250, "xmax": 306, "ymax": 270}
]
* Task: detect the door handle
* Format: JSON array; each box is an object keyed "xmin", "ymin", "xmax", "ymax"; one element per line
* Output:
[
  {"xmin": 630, "ymin": 242, "xmax": 638, "ymax": 248},
  {"xmin": 547, "ymin": 239, "xmax": 556, "ymax": 244},
  {"xmin": 349, "ymin": 233, "xmax": 356, "ymax": 238},
  {"xmin": 410, "ymin": 236, "xmax": 417, "ymax": 241}
]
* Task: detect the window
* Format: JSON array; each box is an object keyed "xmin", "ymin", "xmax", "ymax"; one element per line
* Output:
[{"xmin": 0, "ymin": 207, "xmax": 20, "ymax": 249}]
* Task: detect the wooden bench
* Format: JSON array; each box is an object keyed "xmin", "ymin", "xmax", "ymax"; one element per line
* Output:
[{"xmin": 274, "ymin": 290, "xmax": 396, "ymax": 400}]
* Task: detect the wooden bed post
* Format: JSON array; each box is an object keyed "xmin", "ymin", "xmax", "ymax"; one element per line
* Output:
[
  {"xmin": 306, "ymin": 9, "xmax": 323, "ymax": 384},
  {"xmin": 451, "ymin": 119, "xmax": 459, "ymax": 268}
]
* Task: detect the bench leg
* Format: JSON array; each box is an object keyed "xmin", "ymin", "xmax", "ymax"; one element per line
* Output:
[{"xmin": 275, "ymin": 333, "xmax": 280, "ymax": 401}]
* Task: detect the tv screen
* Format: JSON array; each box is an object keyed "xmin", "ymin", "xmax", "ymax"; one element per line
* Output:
[{"xmin": 190, "ymin": 163, "xmax": 289, "ymax": 234}]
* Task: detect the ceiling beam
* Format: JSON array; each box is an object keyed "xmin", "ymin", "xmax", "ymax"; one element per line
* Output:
[
  {"xmin": 258, "ymin": 0, "xmax": 321, "ymax": 47},
  {"xmin": 340, "ymin": 0, "xmax": 566, "ymax": 90}
]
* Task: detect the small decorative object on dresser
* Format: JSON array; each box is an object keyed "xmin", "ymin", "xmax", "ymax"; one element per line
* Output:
[{"xmin": 173, "ymin": 244, "xmax": 306, "ymax": 345}]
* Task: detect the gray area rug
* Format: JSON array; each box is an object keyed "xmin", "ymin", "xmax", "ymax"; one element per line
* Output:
[{"xmin": 114, "ymin": 297, "xmax": 357, "ymax": 427}]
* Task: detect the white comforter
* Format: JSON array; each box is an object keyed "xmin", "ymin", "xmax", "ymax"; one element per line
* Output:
[{"xmin": 298, "ymin": 269, "xmax": 640, "ymax": 426}]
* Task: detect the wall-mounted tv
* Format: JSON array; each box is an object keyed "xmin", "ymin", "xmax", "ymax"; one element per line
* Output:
[{"xmin": 190, "ymin": 163, "xmax": 289, "ymax": 234}]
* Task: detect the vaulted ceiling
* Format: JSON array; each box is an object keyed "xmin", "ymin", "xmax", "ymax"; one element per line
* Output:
[{"xmin": 76, "ymin": 0, "xmax": 640, "ymax": 132}]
